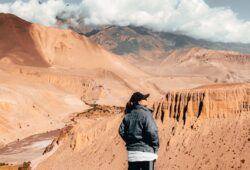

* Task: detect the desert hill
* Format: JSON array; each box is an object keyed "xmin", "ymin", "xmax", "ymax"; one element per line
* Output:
[
  {"xmin": 0, "ymin": 13, "xmax": 145, "ymax": 76},
  {"xmin": 126, "ymin": 47, "xmax": 250, "ymax": 92},
  {"xmin": 60, "ymin": 20, "xmax": 250, "ymax": 86},
  {"xmin": 0, "ymin": 13, "xmax": 49, "ymax": 67},
  {"xmin": 36, "ymin": 83, "xmax": 250, "ymax": 170},
  {"xmin": 0, "ymin": 13, "xmax": 249, "ymax": 170},
  {"xmin": 0, "ymin": 12, "xmax": 164, "ymax": 151},
  {"xmin": 156, "ymin": 48, "xmax": 250, "ymax": 79},
  {"xmin": 0, "ymin": 13, "xmax": 166, "ymax": 104},
  {"xmin": 0, "ymin": 68, "xmax": 88, "ymax": 146},
  {"xmin": 1, "ymin": 13, "xmax": 249, "ymax": 93},
  {"xmin": 0, "ymin": 14, "xmax": 154, "ymax": 145},
  {"xmin": 0, "ymin": 13, "xmax": 157, "ymax": 167}
]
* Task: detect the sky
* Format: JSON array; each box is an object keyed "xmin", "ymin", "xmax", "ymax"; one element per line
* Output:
[
  {"xmin": 0, "ymin": 0, "xmax": 250, "ymax": 43},
  {"xmin": 204, "ymin": 0, "xmax": 250, "ymax": 21}
]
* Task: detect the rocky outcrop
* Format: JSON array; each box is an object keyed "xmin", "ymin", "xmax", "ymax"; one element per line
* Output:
[
  {"xmin": 38, "ymin": 83, "xmax": 250, "ymax": 170},
  {"xmin": 153, "ymin": 83, "xmax": 250, "ymax": 124},
  {"xmin": 43, "ymin": 125, "xmax": 73, "ymax": 155},
  {"xmin": 42, "ymin": 104, "xmax": 124, "ymax": 154}
]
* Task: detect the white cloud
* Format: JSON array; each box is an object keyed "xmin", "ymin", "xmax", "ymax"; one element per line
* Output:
[
  {"xmin": 1, "ymin": 0, "xmax": 250, "ymax": 43},
  {"xmin": 0, "ymin": 0, "xmax": 66, "ymax": 26}
]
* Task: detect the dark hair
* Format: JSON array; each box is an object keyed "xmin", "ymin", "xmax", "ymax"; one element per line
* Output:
[
  {"xmin": 124, "ymin": 101, "xmax": 137, "ymax": 114},
  {"xmin": 125, "ymin": 92, "xmax": 149, "ymax": 114}
]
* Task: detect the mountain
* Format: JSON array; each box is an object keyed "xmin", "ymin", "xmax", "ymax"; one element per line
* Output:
[
  {"xmin": 62, "ymin": 23, "xmax": 250, "ymax": 85},
  {"xmin": 0, "ymin": 13, "xmax": 166, "ymax": 104},
  {"xmin": 0, "ymin": 13, "xmax": 162, "ymax": 150},
  {"xmin": 156, "ymin": 48, "xmax": 250, "ymax": 80},
  {"xmin": 0, "ymin": 13, "xmax": 249, "ymax": 170},
  {"xmin": 55, "ymin": 13, "xmax": 250, "ymax": 55},
  {"xmin": 1, "ymin": 13, "xmax": 249, "ymax": 102},
  {"xmin": 77, "ymin": 25, "xmax": 250, "ymax": 55},
  {"xmin": 0, "ymin": 13, "xmax": 49, "ymax": 67},
  {"xmin": 55, "ymin": 15, "xmax": 250, "ymax": 83},
  {"xmin": 0, "ymin": 14, "xmax": 144, "ymax": 74}
]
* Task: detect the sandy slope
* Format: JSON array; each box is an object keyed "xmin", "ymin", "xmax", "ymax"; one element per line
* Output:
[
  {"xmin": 2, "ymin": 13, "xmax": 249, "ymax": 98},
  {"xmin": 0, "ymin": 13, "xmax": 49, "ymax": 67},
  {"xmin": 0, "ymin": 12, "xmax": 166, "ymax": 116},
  {"xmin": 37, "ymin": 113, "xmax": 249, "ymax": 170},
  {"xmin": 0, "ymin": 13, "xmax": 165, "ymax": 103},
  {"xmin": 37, "ymin": 108, "xmax": 127, "ymax": 170},
  {"xmin": 158, "ymin": 48, "xmax": 250, "ymax": 76},
  {"xmin": 0, "ymin": 13, "xmax": 147, "ymax": 78},
  {"xmin": 0, "ymin": 69, "xmax": 88, "ymax": 146},
  {"xmin": 0, "ymin": 13, "xmax": 164, "ymax": 166},
  {"xmin": 129, "ymin": 47, "xmax": 250, "ymax": 91},
  {"xmin": 0, "ymin": 13, "xmax": 250, "ymax": 170},
  {"xmin": 36, "ymin": 83, "xmax": 250, "ymax": 169}
]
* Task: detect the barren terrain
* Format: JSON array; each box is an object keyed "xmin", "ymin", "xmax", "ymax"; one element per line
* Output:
[{"xmin": 0, "ymin": 13, "xmax": 249, "ymax": 170}]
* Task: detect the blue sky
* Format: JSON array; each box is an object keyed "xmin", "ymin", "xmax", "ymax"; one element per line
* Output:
[{"xmin": 204, "ymin": 0, "xmax": 250, "ymax": 21}]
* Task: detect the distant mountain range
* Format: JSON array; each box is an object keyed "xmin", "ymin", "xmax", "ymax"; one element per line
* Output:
[
  {"xmin": 55, "ymin": 13, "xmax": 250, "ymax": 59},
  {"xmin": 54, "ymin": 18, "xmax": 250, "ymax": 83},
  {"xmin": 0, "ymin": 13, "xmax": 249, "ymax": 170},
  {"xmin": 75, "ymin": 25, "xmax": 250, "ymax": 55}
]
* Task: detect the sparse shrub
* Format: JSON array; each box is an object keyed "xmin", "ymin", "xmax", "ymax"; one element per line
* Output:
[
  {"xmin": 18, "ymin": 161, "xmax": 31, "ymax": 170},
  {"xmin": 0, "ymin": 162, "xmax": 8, "ymax": 166}
]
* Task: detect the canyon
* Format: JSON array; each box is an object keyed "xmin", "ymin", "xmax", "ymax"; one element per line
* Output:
[
  {"xmin": 0, "ymin": 13, "xmax": 249, "ymax": 170},
  {"xmin": 36, "ymin": 83, "xmax": 250, "ymax": 170}
]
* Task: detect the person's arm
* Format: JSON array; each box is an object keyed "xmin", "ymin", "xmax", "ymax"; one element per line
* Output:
[
  {"xmin": 144, "ymin": 112, "xmax": 159, "ymax": 153},
  {"xmin": 119, "ymin": 117, "xmax": 127, "ymax": 143}
]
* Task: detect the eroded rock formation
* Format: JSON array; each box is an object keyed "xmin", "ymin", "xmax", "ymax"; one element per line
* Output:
[
  {"xmin": 153, "ymin": 83, "xmax": 250, "ymax": 124},
  {"xmin": 37, "ymin": 83, "xmax": 250, "ymax": 170}
]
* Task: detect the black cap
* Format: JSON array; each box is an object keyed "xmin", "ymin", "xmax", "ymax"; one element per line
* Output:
[{"xmin": 129, "ymin": 92, "xmax": 150, "ymax": 104}]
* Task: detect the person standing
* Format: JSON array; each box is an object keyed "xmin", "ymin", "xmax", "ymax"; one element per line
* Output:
[{"xmin": 119, "ymin": 92, "xmax": 159, "ymax": 170}]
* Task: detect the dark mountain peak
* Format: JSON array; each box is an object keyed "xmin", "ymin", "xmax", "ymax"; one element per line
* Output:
[{"xmin": 53, "ymin": 13, "xmax": 250, "ymax": 55}]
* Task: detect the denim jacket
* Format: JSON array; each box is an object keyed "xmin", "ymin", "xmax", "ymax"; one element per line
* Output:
[{"xmin": 119, "ymin": 105, "xmax": 159, "ymax": 153}]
